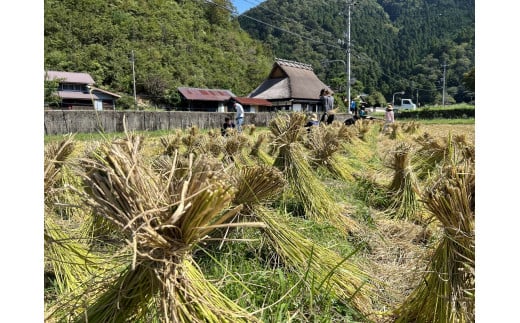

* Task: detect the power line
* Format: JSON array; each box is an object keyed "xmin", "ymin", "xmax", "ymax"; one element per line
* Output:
[
  {"xmin": 233, "ymin": 0, "xmax": 265, "ymax": 14},
  {"xmin": 204, "ymin": 0, "xmax": 344, "ymax": 51},
  {"xmin": 235, "ymin": 0, "xmax": 344, "ymax": 42},
  {"xmin": 204, "ymin": 0, "xmax": 437, "ymax": 94},
  {"xmin": 230, "ymin": 0, "xmax": 417, "ymax": 88},
  {"xmin": 353, "ymin": 52, "xmax": 443, "ymax": 92}
]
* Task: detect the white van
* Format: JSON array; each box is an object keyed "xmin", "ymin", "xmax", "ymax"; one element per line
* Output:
[{"xmin": 394, "ymin": 98, "xmax": 417, "ymax": 111}]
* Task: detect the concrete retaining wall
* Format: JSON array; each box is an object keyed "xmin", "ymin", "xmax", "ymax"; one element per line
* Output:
[{"xmin": 44, "ymin": 110, "xmax": 353, "ymax": 135}]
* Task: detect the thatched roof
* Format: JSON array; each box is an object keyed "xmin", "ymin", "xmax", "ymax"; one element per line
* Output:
[{"xmin": 248, "ymin": 59, "xmax": 331, "ymax": 102}]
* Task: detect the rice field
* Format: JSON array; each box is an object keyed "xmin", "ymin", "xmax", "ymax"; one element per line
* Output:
[{"xmin": 44, "ymin": 114, "xmax": 475, "ymax": 322}]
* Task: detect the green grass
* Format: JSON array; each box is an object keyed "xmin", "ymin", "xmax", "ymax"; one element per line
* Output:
[
  {"xmin": 412, "ymin": 118, "xmax": 474, "ymax": 125},
  {"xmin": 366, "ymin": 113, "xmax": 474, "ymax": 125},
  {"xmin": 369, "ymin": 103, "xmax": 475, "ymax": 125},
  {"xmin": 194, "ymin": 226, "xmax": 365, "ymax": 322},
  {"xmin": 418, "ymin": 103, "xmax": 475, "ymax": 110}
]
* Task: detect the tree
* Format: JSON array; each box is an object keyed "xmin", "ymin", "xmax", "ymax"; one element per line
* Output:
[
  {"xmin": 44, "ymin": 77, "xmax": 61, "ymax": 108},
  {"xmin": 462, "ymin": 67, "xmax": 475, "ymax": 93},
  {"xmin": 44, "ymin": 0, "xmax": 273, "ymax": 109},
  {"xmin": 367, "ymin": 91, "xmax": 386, "ymax": 107}
]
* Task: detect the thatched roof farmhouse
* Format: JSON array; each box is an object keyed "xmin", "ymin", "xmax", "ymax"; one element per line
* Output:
[{"xmin": 248, "ymin": 58, "xmax": 332, "ymax": 113}]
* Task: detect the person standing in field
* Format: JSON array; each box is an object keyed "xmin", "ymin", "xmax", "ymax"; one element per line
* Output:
[
  {"xmin": 382, "ymin": 103, "xmax": 395, "ymax": 133},
  {"xmin": 350, "ymin": 99, "xmax": 357, "ymax": 116},
  {"xmin": 320, "ymin": 89, "xmax": 335, "ymax": 125},
  {"xmin": 230, "ymin": 98, "xmax": 244, "ymax": 133}
]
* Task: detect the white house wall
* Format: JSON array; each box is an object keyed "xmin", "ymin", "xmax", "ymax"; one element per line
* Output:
[{"xmin": 292, "ymin": 103, "xmax": 302, "ymax": 112}]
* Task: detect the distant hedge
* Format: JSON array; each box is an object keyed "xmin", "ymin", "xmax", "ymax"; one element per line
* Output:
[{"xmin": 396, "ymin": 108, "xmax": 475, "ymax": 119}]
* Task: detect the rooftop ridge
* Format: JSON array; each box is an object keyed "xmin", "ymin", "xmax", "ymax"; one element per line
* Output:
[{"xmin": 275, "ymin": 58, "xmax": 313, "ymax": 71}]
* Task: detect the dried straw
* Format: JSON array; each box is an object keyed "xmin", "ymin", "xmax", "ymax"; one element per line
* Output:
[
  {"xmin": 44, "ymin": 215, "xmax": 103, "ymax": 295},
  {"xmin": 413, "ymin": 132, "xmax": 475, "ymax": 181},
  {"xmin": 386, "ymin": 142, "xmax": 423, "ymax": 221},
  {"xmin": 221, "ymin": 157, "xmax": 372, "ymax": 316},
  {"xmin": 44, "ymin": 135, "xmax": 100, "ymax": 296},
  {"xmin": 159, "ymin": 130, "xmax": 183, "ymax": 156},
  {"xmin": 269, "ymin": 113, "xmax": 348, "ymax": 229},
  {"xmin": 389, "ymin": 123, "xmax": 404, "ymax": 140},
  {"xmin": 304, "ymin": 125, "xmax": 356, "ymax": 182},
  {"xmin": 258, "ymin": 207, "xmax": 375, "ymax": 317},
  {"xmin": 55, "ymin": 131, "xmax": 263, "ymax": 322},
  {"xmin": 249, "ymin": 133, "xmax": 275, "ymax": 166},
  {"xmin": 232, "ymin": 164, "xmax": 286, "ymax": 206},
  {"xmin": 393, "ymin": 160, "xmax": 475, "ymax": 323},
  {"xmin": 402, "ymin": 121, "xmax": 421, "ymax": 134}
]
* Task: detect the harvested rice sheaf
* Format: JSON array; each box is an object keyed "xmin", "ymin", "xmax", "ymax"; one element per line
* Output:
[
  {"xmin": 389, "ymin": 123, "xmax": 404, "ymax": 140},
  {"xmin": 386, "ymin": 142, "xmax": 423, "ymax": 222},
  {"xmin": 160, "ymin": 130, "xmax": 183, "ymax": 156},
  {"xmin": 48, "ymin": 132, "xmax": 264, "ymax": 323},
  {"xmin": 303, "ymin": 129, "xmax": 354, "ymax": 181},
  {"xmin": 412, "ymin": 132, "xmax": 475, "ymax": 181},
  {"xmin": 402, "ymin": 121, "xmax": 421, "ymax": 134},
  {"xmin": 393, "ymin": 161, "xmax": 475, "ymax": 323},
  {"xmin": 44, "ymin": 135, "xmax": 76, "ymax": 204},
  {"xmin": 258, "ymin": 207, "xmax": 375, "ymax": 318}
]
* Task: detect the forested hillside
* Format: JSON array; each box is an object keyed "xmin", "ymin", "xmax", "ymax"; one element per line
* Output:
[
  {"xmin": 238, "ymin": 0, "xmax": 475, "ymax": 105},
  {"xmin": 44, "ymin": 0, "xmax": 474, "ymax": 108},
  {"xmin": 44, "ymin": 0, "xmax": 274, "ymax": 106}
]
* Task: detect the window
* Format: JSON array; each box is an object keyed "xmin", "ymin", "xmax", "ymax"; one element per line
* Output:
[{"xmin": 59, "ymin": 83, "xmax": 85, "ymax": 91}]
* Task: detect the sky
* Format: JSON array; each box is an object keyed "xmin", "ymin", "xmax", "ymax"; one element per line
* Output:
[{"xmin": 232, "ymin": 0, "xmax": 265, "ymax": 14}]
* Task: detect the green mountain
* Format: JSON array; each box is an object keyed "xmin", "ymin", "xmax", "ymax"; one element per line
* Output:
[
  {"xmin": 238, "ymin": 0, "xmax": 474, "ymax": 105},
  {"xmin": 44, "ymin": 0, "xmax": 474, "ymax": 107},
  {"xmin": 44, "ymin": 0, "xmax": 274, "ymax": 107}
]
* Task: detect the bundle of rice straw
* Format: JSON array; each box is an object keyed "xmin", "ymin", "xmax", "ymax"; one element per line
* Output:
[
  {"xmin": 413, "ymin": 133, "xmax": 475, "ymax": 180},
  {"xmin": 223, "ymin": 133, "xmax": 252, "ymax": 165},
  {"xmin": 232, "ymin": 164, "xmax": 287, "ymax": 207},
  {"xmin": 49, "ymin": 132, "xmax": 264, "ymax": 322},
  {"xmin": 386, "ymin": 142, "xmax": 423, "ymax": 221},
  {"xmin": 44, "ymin": 134, "xmax": 76, "ymax": 205},
  {"xmin": 355, "ymin": 118, "xmax": 373, "ymax": 141},
  {"xmin": 413, "ymin": 132, "xmax": 454, "ymax": 180},
  {"xmin": 393, "ymin": 160, "xmax": 475, "ymax": 323},
  {"xmin": 249, "ymin": 132, "xmax": 275, "ymax": 166},
  {"xmin": 304, "ymin": 125, "xmax": 356, "ymax": 182},
  {"xmin": 44, "ymin": 135, "xmax": 100, "ymax": 293},
  {"xmin": 44, "ymin": 216, "xmax": 104, "ymax": 295},
  {"xmin": 227, "ymin": 165, "xmax": 374, "ymax": 318},
  {"xmin": 258, "ymin": 207, "xmax": 374, "ymax": 318},
  {"xmin": 402, "ymin": 121, "xmax": 421, "ymax": 134},
  {"xmin": 389, "ymin": 123, "xmax": 404, "ymax": 140},
  {"xmin": 159, "ymin": 130, "xmax": 183, "ymax": 156},
  {"xmin": 269, "ymin": 112, "xmax": 348, "ymax": 227}
]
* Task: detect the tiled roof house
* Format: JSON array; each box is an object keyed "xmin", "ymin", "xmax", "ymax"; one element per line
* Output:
[
  {"xmin": 45, "ymin": 71, "xmax": 120, "ymax": 110},
  {"xmin": 178, "ymin": 87, "xmax": 272, "ymax": 112}
]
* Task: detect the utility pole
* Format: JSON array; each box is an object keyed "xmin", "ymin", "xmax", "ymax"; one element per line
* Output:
[
  {"xmin": 131, "ymin": 50, "xmax": 137, "ymax": 109},
  {"xmin": 346, "ymin": 0, "xmax": 353, "ymax": 111},
  {"xmin": 442, "ymin": 61, "xmax": 447, "ymax": 108}
]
